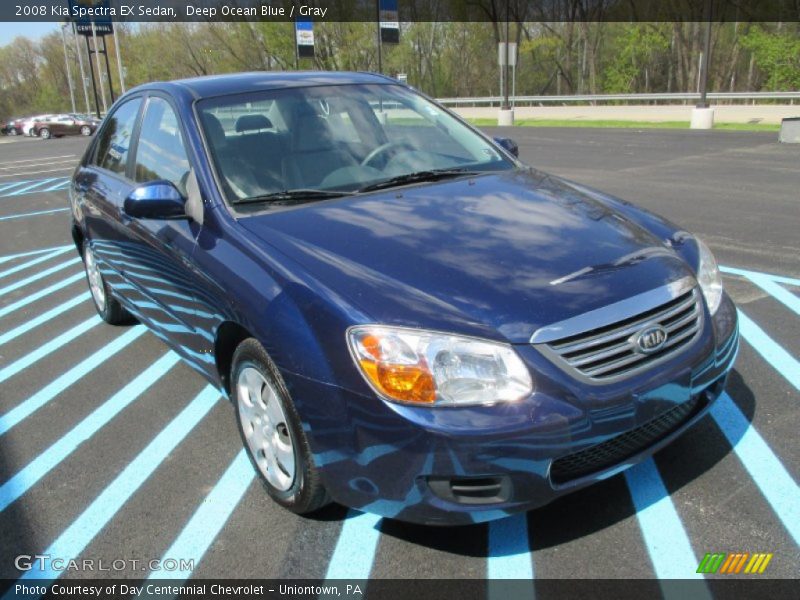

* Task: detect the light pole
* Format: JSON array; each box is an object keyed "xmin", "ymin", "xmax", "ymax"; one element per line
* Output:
[
  {"xmin": 690, "ymin": 0, "xmax": 714, "ymax": 129},
  {"xmin": 91, "ymin": 23, "xmax": 108, "ymax": 114},
  {"xmin": 72, "ymin": 22, "xmax": 91, "ymax": 115},
  {"xmin": 113, "ymin": 29, "xmax": 125, "ymax": 94},
  {"xmin": 60, "ymin": 23, "xmax": 77, "ymax": 113}
]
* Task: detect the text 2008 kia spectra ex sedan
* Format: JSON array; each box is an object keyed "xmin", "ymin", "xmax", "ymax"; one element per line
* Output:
[{"xmin": 69, "ymin": 72, "xmax": 738, "ymax": 525}]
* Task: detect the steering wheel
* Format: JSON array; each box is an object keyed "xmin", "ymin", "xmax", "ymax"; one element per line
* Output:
[{"xmin": 360, "ymin": 141, "xmax": 415, "ymax": 168}]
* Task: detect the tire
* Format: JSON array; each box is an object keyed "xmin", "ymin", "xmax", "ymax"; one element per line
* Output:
[
  {"xmin": 38, "ymin": 127, "xmax": 50, "ymax": 139},
  {"xmin": 232, "ymin": 338, "xmax": 330, "ymax": 514},
  {"xmin": 8, "ymin": 128, "xmax": 16, "ymax": 136},
  {"xmin": 82, "ymin": 239, "xmax": 134, "ymax": 325},
  {"xmin": 80, "ymin": 125, "xmax": 92, "ymax": 136}
]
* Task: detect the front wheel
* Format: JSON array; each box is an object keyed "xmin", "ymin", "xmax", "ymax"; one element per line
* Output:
[
  {"xmin": 232, "ymin": 338, "xmax": 330, "ymax": 514},
  {"xmin": 38, "ymin": 128, "xmax": 50, "ymax": 139},
  {"xmin": 82, "ymin": 240, "xmax": 134, "ymax": 325},
  {"xmin": 80, "ymin": 125, "xmax": 91, "ymax": 136}
]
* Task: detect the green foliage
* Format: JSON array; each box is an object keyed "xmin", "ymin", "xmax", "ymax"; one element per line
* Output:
[
  {"xmin": 741, "ymin": 26, "xmax": 800, "ymax": 90},
  {"xmin": 603, "ymin": 24, "xmax": 670, "ymax": 93},
  {"xmin": 0, "ymin": 21, "xmax": 797, "ymax": 120}
]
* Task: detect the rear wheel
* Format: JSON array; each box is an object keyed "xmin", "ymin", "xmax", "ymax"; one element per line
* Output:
[
  {"xmin": 38, "ymin": 127, "xmax": 50, "ymax": 139},
  {"xmin": 82, "ymin": 240, "xmax": 134, "ymax": 325},
  {"xmin": 80, "ymin": 125, "xmax": 91, "ymax": 136},
  {"xmin": 232, "ymin": 338, "xmax": 330, "ymax": 514}
]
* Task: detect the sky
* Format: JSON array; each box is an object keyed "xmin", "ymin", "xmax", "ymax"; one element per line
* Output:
[{"xmin": 0, "ymin": 22, "xmax": 60, "ymax": 46}]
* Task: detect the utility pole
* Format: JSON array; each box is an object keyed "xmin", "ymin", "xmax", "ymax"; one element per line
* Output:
[
  {"xmin": 73, "ymin": 22, "xmax": 91, "ymax": 115},
  {"xmin": 60, "ymin": 23, "xmax": 77, "ymax": 114}
]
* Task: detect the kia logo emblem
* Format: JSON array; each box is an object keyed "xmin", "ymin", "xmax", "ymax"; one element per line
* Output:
[{"xmin": 632, "ymin": 326, "xmax": 668, "ymax": 354}]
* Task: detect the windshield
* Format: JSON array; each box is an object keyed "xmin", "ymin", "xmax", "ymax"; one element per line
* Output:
[{"xmin": 197, "ymin": 83, "xmax": 514, "ymax": 207}]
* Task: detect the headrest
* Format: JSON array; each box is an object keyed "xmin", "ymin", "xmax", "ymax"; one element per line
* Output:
[
  {"xmin": 235, "ymin": 114, "xmax": 273, "ymax": 133},
  {"xmin": 201, "ymin": 113, "xmax": 227, "ymax": 148}
]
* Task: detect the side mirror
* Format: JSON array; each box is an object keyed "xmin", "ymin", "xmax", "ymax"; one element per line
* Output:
[
  {"xmin": 494, "ymin": 136, "xmax": 519, "ymax": 158},
  {"xmin": 123, "ymin": 181, "xmax": 186, "ymax": 220}
]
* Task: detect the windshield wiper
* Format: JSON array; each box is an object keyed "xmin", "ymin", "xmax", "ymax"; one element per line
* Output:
[
  {"xmin": 357, "ymin": 168, "xmax": 479, "ymax": 193},
  {"xmin": 232, "ymin": 189, "xmax": 357, "ymax": 207}
]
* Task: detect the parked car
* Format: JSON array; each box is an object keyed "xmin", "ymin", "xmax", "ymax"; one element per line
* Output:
[
  {"xmin": 1, "ymin": 118, "xmax": 23, "ymax": 135},
  {"xmin": 19, "ymin": 114, "xmax": 50, "ymax": 136},
  {"xmin": 70, "ymin": 72, "xmax": 738, "ymax": 525},
  {"xmin": 34, "ymin": 113, "xmax": 98, "ymax": 139}
]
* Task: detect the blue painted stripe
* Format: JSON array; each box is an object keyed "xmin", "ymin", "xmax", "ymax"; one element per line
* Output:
[
  {"xmin": 711, "ymin": 393, "xmax": 799, "ymax": 544},
  {"xmin": 737, "ymin": 310, "xmax": 800, "ymax": 392},
  {"xmin": 14, "ymin": 385, "xmax": 219, "ymax": 582},
  {"xmin": 0, "ymin": 208, "xmax": 71, "ymax": 221},
  {"xmin": 720, "ymin": 265, "xmax": 800, "ymax": 288},
  {"xmin": 488, "ymin": 514, "xmax": 535, "ymax": 586},
  {"xmin": 624, "ymin": 458, "xmax": 704, "ymax": 580},
  {"xmin": 0, "ymin": 292, "xmax": 89, "ymax": 346},
  {"xmin": 0, "ymin": 244, "xmax": 72, "ymax": 265},
  {"xmin": 744, "ymin": 273, "xmax": 800, "ymax": 317},
  {"xmin": 0, "ymin": 352, "xmax": 180, "ymax": 512},
  {"xmin": 0, "ymin": 180, "xmax": 33, "ymax": 194},
  {"xmin": 3, "ymin": 178, "xmax": 58, "ymax": 196},
  {"xmin": 148, "ymin": 449, "xmax": 255, "ymax": 580},
  {"xmin": 41, "ymin": 179, "xmax": 71, "ymax": 192},
  {"xmin": 0, "ymin": 326, "xmax": 147, "ymax": 436},
  {"xmin": 324, "ymin": 510, "xmax": 383, "ymax": 580},
  {"xmin": 0, "ymin": 257, "xmax": 80, "ymax": 297},
  {"xmin": 0, "ymin": 248, "xmax": 72, "ymax": 280},
  {"xmin": 0, "ymin": 272, "xmax": 84, "ymax": 319},
  {"xmin": 0, "ymin": 315, "xmax": 100, "ymax": 384}
]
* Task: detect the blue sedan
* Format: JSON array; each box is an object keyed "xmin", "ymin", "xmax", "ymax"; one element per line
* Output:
[{"xmin": 69, "ymin": 72, "xmax": 738, "ymax": 525}]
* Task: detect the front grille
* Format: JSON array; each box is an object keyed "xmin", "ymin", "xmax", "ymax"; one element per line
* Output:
[
  {"xmin": 543, "ymin": 288, "xmax": 702, "ymax": 382},
  {"xmin": 550, "ymin": 394, "xmax": 702, "ymax": 485}
]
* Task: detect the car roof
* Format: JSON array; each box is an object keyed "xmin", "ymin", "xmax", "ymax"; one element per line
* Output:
[{"xmin": 130, "ymin": 71, "xmax": 397, "ymax": 100}]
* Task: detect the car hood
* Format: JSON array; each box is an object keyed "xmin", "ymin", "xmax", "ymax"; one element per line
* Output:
[{"xmin": 240, "ymin": 169, "xmax": 694, "ymax": 343}]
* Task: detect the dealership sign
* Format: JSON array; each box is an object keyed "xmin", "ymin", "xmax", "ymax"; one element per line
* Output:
[
  {"xmin": 295, "ymin": 19, "xmax": 314, "ymax": 59},
  {"xmin": 69, "ymin": 0, "xmax": 113, "ymax": 36},
  {"xmin": 379, "ymin": 0, "xmax": 400, "ymax": 44}
]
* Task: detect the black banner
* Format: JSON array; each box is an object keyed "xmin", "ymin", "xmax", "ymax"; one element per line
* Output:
[
  {"xmin": 4, "ymin": 0, "xmax": 800, "ymax": 23},
  {"xmin": 1, "ymin": 579, "xmax": 799, "ymax": 600}
]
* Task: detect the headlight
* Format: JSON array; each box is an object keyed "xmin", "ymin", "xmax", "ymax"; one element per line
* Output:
[
  {"xmin": 347, "ymin": 326, "xmax": 533, "ymax": 407},
  {"xmin": 696, "ymin": 238, "xmax": 723, "ymax": 315}
]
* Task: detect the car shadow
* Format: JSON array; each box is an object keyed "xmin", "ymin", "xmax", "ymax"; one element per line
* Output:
[{"xmin": 344, "ymin": 369, "xmax": 755, "ymax": 557}]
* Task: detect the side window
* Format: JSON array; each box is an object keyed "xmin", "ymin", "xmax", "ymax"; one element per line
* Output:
[
  {"xmin": 94, "ymin": 98, "xmax": 142, "ymax": 175},
  {"xmin": 134, "ymin": 97, "xmax": 191, "ymax": 195}
]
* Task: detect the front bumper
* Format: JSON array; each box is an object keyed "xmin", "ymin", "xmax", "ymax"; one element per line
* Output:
[{"xmin": 285, "ymin": 293, "xmax": 739, "ymax": 525}]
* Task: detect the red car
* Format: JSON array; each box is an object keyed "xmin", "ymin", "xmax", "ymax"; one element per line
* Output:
[{"xmin": 33, "ymin": 114, "xmax": 99, "ymax": 139}]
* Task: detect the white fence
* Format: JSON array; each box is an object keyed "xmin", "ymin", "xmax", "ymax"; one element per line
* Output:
[{"xmin": 436, "ymin": 91, "xmax": 800, "ymax": 107}]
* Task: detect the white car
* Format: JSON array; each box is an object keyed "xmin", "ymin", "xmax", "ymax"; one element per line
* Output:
[{"xmin": 21, "ymin": 114, "xmax": 53, "ymax": 136}]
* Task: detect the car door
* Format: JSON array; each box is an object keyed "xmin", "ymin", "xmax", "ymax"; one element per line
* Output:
[
  {"xmin": 123, "ymin": 94, "xmax": 214, "ymax": 373},
  {"xmin": 78, "ymin": 96, "xmax": 144, "ymax": 292}
]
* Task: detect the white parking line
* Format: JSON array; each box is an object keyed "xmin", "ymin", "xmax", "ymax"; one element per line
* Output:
[
  {"xmin": 0, "ymin": 159, "xmax": 77, "ymax": 171},
  {"xmin": 0, "ymin": 154, "xmax": 76, "ymax": 166},
  {"xmin": 0, "ymin": 167, "xmax": 75, "ymax": 179}
]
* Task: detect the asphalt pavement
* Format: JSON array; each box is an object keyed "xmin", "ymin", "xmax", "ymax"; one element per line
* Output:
[{"xmin": 0, "ymin": 129, "xmax": 797, "ymax": 591}]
